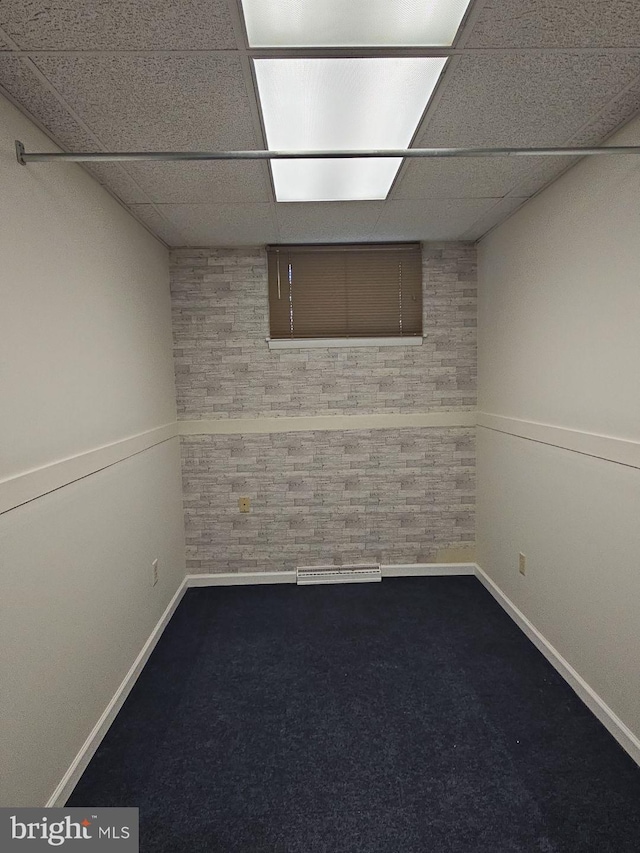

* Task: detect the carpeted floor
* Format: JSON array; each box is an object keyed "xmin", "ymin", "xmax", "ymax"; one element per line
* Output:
[{"xmin": 68, "ymin": 577, "xmax": 640, "ymax": 852}]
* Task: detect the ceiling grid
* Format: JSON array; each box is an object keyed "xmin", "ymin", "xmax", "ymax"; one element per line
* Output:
[
  {"xmin": 1, "ymin": 0, "xmax": 639, "ymax": 246},
  {"xmin": 0, "ymin": 23, "xmax": 181, "ymax": 244}
]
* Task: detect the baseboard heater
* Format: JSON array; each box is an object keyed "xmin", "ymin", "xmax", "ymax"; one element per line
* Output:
[{"xmin": 296, "ymin": 564, "xmax": 382, "ymax": 585}]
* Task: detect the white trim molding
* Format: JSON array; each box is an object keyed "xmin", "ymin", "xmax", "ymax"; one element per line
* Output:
[
  {"xmin": 475, "ymin": 564, "xmax": 640, "ymax": 767},
  {"xmin": 1, "ymin": 423, "xmax": 179, "ymax": 516},
  {"xmin": 267, "ymin": 336, "xmax": 423, "ymax": 350},
  {"xmin": 185, "ymin": 564, "xmax": 477, "ymax": 586},
  {"xmin": 382, "ymin": 562, "xmax": 476, "ymax": 577},
  {"xmin": 47, "ymin": 577, "xmax": 188, "ymax": 807},
  {"xmin": 186, "ymin": 571, "xmax": 296, "ymax": 586},
  {"xmin": 477, "ymin": 412, "xmax": 640, "ymax": 470},
  {"xmin": 179, "ymin": 411, "xmax": 476, "ymax": 436}
]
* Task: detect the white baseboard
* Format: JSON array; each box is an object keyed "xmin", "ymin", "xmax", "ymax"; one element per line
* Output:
[
  {"xmin": 382, "ymin": 562, "xmax": 476, "ymax": 577},
  {"xmin": 474, "ymin": 564, "xmax": 640, "ymax": 767},
  {"xmin": 47, "ymin": 578, "xmax": 189, "ymax": 807},
  {"xmin": 187, "ymin": 564, "xmax": 476, "ymax": 585},
  {"xmin": 186, "ymin": 571, "xmax": 296, "ymax": 586}
]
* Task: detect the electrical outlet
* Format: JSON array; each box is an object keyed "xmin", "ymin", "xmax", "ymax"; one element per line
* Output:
[
  {"xmin": 151, "ymin": 558, "xmax": 159, "ymax": 586},
  {"xmin": 519, "ymin": 553, "xmax": 526, "ymax": 576},
  {"xmin": 238, "ymin": 497, "xmax": 251, "ymax": 513}
]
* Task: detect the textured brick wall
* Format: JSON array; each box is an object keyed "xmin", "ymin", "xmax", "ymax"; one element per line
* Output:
[
  {"xmin": 182, "ymin": 428, "xmax": 475, "ymax": 573},
  {"xmin": 171, "ymin": 244, "xmax": 477, "ymax": 573},
  {"xmin": 171, "ymin": 244, "xmax": 476, "ymax": 418}
]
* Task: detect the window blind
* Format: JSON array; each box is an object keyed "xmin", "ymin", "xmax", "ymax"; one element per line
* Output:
[{"xmin": 267, "ymin": 243, "xmax": 422, "ymax": 340}]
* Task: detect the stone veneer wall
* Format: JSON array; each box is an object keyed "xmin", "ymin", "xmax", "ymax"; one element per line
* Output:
[{"xmin": 171, "ymin": 244, "xmax": 477, "ymax": 573}]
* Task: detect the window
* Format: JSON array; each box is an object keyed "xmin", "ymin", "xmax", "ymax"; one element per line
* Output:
[{"xmin": 267, "ymin": 243, "xmax": 423, "ymax": 346}]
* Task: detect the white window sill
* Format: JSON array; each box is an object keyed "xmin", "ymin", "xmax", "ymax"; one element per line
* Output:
[{"xmin": 267, "ymin": 336, "xmax": 423, "ymax": 350}]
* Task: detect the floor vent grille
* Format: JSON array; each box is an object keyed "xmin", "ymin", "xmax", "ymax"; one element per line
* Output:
[{"xmin": 296, "ymin": 564, "xmax": 382, "ymax": 585}]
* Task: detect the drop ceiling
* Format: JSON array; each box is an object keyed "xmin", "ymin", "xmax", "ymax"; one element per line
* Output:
[{"xmin": 1, "ymin": 1, "xmax": 640, "ymax": 247}]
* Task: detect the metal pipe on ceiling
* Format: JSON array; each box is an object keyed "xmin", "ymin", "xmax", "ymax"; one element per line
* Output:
[{"xmin": 14, "ymin": 140, "xmax": 640, "ymax": 165}]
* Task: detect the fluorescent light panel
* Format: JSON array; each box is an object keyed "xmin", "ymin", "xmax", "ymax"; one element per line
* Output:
[
  {"xmin": 254, "ymin": 58, "xmax": 447, "ymax": 202},
  {"xmin": 241, "ymin": 0, "xmax": 472, "ymax": 47}
]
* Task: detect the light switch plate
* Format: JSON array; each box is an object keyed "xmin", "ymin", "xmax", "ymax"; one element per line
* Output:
[{"xmin": 519, "ymin": 553, "xmax": 526, "ymax": 576}]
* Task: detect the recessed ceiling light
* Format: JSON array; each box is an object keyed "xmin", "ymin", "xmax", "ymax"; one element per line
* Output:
[
  {"xmin": 242, "ymin": 0, "xmax": 472, "ymax": 48},
  {"xmin": 254, "ymin": 58, "xmax": 447, "ymax": 202}
]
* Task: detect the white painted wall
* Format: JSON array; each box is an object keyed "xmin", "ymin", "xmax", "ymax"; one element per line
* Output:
[
  {"xmin": 1, "ymin": 111, "xmax": 176, "ymax": 479},
  {"xmin": 477, "ymin": 114, "xmax": 640, "ymax": 744},
  {"xmin": 0, "ymin": 95, "xmax": 186, "ymax": 806}
]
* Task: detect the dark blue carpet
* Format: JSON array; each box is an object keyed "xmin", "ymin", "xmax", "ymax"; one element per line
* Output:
[{"xmin": 68, "ymin": 577, "xmax": 640, "ymax": 852}]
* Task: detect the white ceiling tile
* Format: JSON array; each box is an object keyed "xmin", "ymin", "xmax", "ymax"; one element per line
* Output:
[
  {"xmin": 128, "ymin": 204, "xmax": 186, "ymax": 245},
  {"xmin": 571, "ymin": 83, "xmax": 640, "ymax": 147},
  {"xmin": 111, "ymin": 162, "xmax": 273, "ymax": 204},
  {"xmin": 465, "ymin": 0, "xmax": 640, "ymax": 48},
  {"xmin": 0, "ymin": 0, "xmax": 237, "ymax": 50},
  {"xmin": 32, "ymin": 55, "xmax": 259, "ymax": 151},
  {"xmin": 392, "ymin": 158, "xmax": 539, "ymax": 200},
  {"xmin": 155, "ymin": 204, "xmax": 279, "ymax": 246},
  {"xmin": 1, "ymin": 54, "xmax": 271, "ymax": 206},
  {"xmin": 414, "ymin": 54, "xmax": 640, "ymax": 149},
  {"xmin": 460, "ymin": 197, "xmax": 529, "ymax": 241},
  {"xmin": 373, "ymin": 198, "xmax": 503, "ymax": 241},
  {"xmin": 504, "ymin": 160, "xmax": 578, "ymax": 199},
  {"xmin": 84, "ymin": 163, "xmax": 151, "ymax": 204},
  {"xmin": 505, "ymin": 80, "xmax": 640, "ymax": 198},
  {"xmin": 392, "ymin": 53, "xmax": 640, "ymax": 201},
  {"xmin": 275, "ymin": 202, "xmax": 385, "ymax": 242},
  {"xmin": 0, "ymin": 54, "xmax": 99, "ymax": 152}
]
